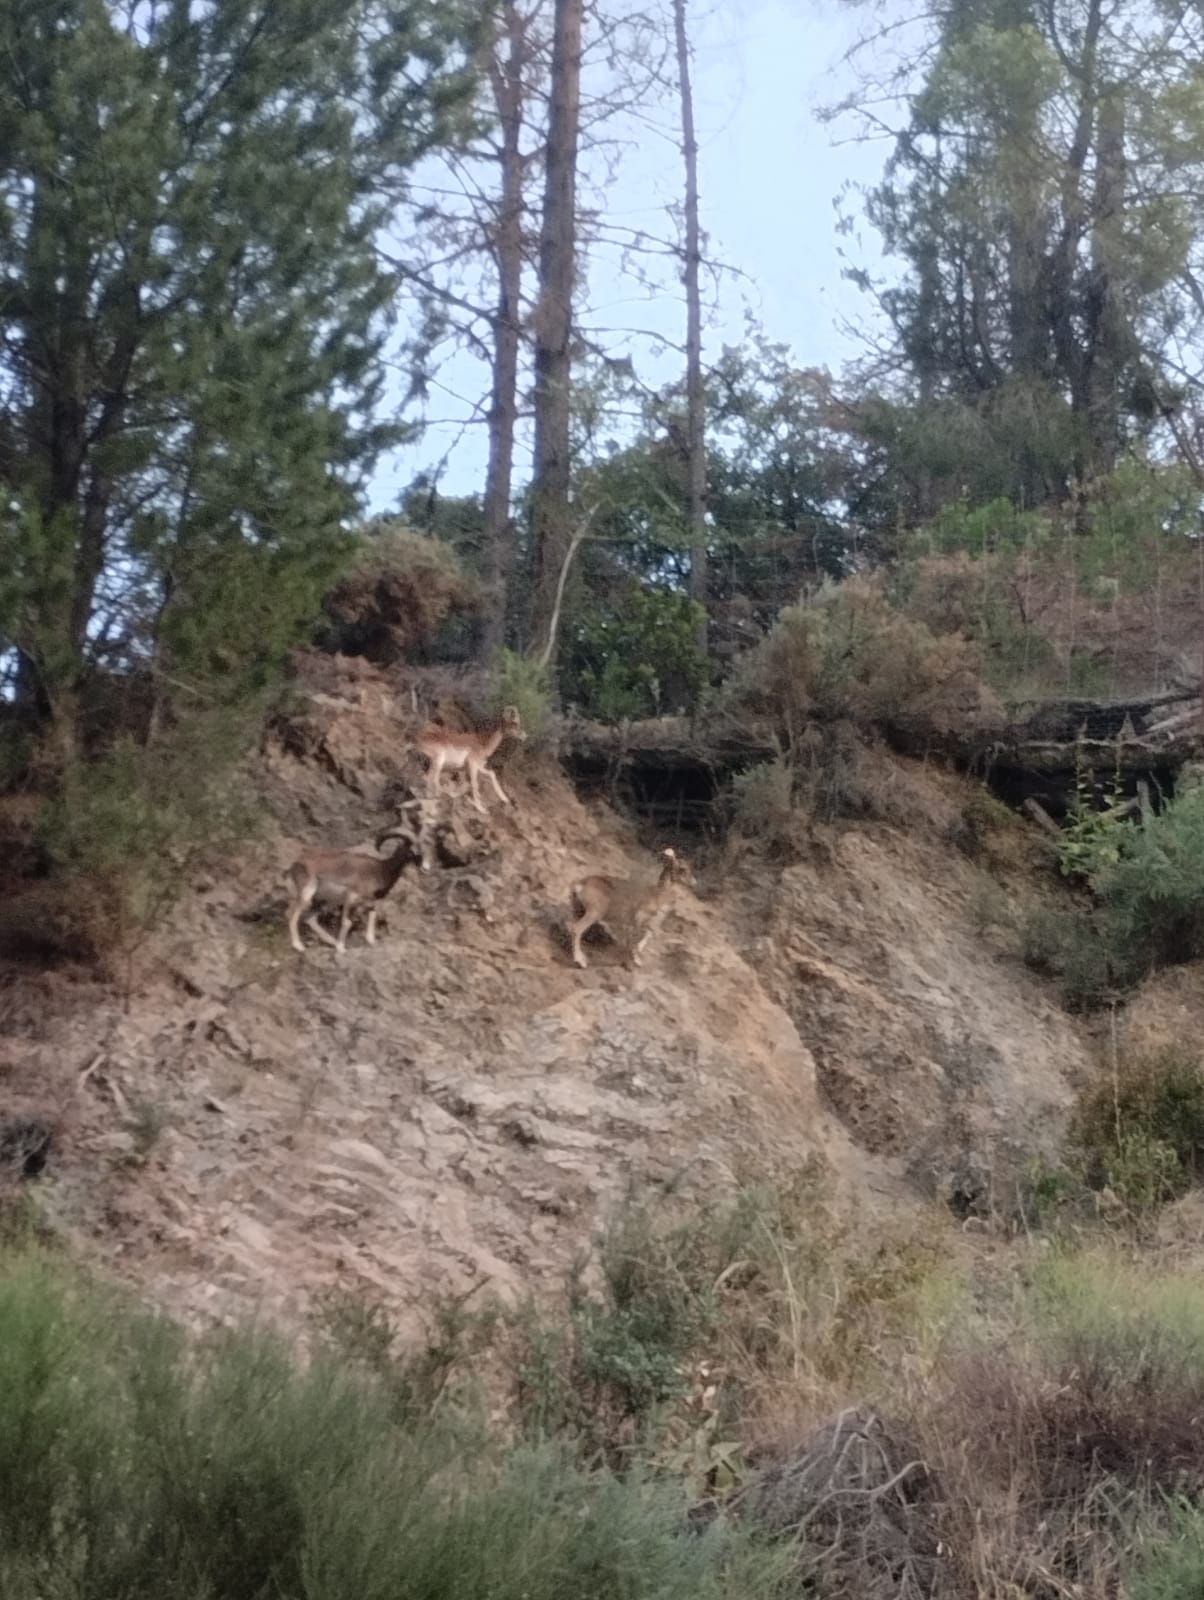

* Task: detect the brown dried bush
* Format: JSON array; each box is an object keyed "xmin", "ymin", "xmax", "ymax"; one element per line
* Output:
[
  {"xmin": 737, "ymin": 1409, "xmax": 945, "ymax": 1600},
  {"xmin": 906, "ymin": 1251, "xmax": 1204, "ymax": 1599},
  {"xmin": 728, "ymin": 577, "xmax": 1003, "ymax": 746},
  {"xmin": 0, "ymin": 874, "xmax": 126, "ymax": 976},
  {"xmin": 729, "ymin": 727, "xmax": 960, "ymax": 851},
  {"xmin": 322, "ymin": 523, "xmax": 484, "ymax": 664}
]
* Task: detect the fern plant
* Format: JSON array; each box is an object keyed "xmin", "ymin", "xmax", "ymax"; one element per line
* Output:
[{"xmin": 1055, "ymin": 754, "xmax": 1129, "ymax": 882}]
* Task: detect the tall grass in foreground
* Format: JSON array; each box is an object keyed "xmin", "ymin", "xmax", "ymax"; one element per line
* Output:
[{"xmin": 0, "ymin": 1250, "xmax": 793, "ymax": 1600}]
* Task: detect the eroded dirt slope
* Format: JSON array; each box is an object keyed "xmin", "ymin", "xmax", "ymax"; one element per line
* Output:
[{"xmin": 2, "ymin": 658, "xmax": 1090, "ymax": 1336}]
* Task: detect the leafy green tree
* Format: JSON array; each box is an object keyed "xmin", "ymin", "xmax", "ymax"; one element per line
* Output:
[
  {"xmin": 573, "ymin": 338, "xmax": 853, "ymax": 653},
  {"xmin": 563, "ymin": 583, "xmax": 706, "ymax": 721},
  {"xmin": 835, "ymin": 0, "xmax": 1204, "ymax": 509},
  {"xmin": 0, "ymin": 0, "xmax": 479, "ymax": 759}
]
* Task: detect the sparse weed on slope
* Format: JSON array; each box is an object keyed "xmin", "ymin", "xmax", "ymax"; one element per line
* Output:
[{"xmin": 508, "ymin": 1179, "xmax": 950, "ymax": 1470}]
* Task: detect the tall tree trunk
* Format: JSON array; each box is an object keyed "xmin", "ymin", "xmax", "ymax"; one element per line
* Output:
[
  {"xmin": 1085, "ymin": 85, "xmax": 1126, "ymax": 479},
  {"xmin": 673, "ymin": 0, "xmax": 707, "ymax": 656},
  {"xmin": 1048, "ymin": 0, "xmax": 1101, "ymax": 496},
  {"xmin": 479, "ymin": 0, "xmax": 528, "ymax": 663},
  {"xmin": 1003, "ymin": 54, "xmax": 1049, "ymax": 507},
  {"xmin": 528, "ymin": 0, "xmax": 584, "ymax": 657}
]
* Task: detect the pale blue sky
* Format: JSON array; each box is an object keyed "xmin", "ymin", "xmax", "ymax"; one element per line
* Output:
[{"xmin": 372, "ymin": 0, "xmax": 906, "ymax": 510}]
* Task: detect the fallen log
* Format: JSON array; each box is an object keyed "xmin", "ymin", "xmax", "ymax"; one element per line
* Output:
[
  {"xmin": 1144, "ymin": 705, "xmax": 1199, "ymax": 740},
  {"xmin": 1022, "ymin": 798, "xmax": 1061, "ymax": 837}
]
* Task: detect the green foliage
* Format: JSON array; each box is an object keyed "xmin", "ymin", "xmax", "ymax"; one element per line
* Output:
[
  {"xmin": 397, "ymin": 485, "xmax": 488, "ymax": 574},
  {"xmin": 510, "ymin": 1180, "xmax": 944, "ymax": 1472},
  {"xmin": 1094, "ymin": 787, "xmax": 1204, "ymax": 969},
  {"xmin": 1019, "ymin": 1154, "xmax": 1081, "ymax": 1225},
  {"xmin": 1102, "ymin": 1129, "xmax": 1185, "ymax": 1217},
  {"xmin": 1055, "ymin": 761, "xmax": 1130, "ymax": 881},
  {"xmin": 1025, "ymin": 786, "xmax": 1204, "ymax": 1006},
  {"xmin": 1020, "ymin": 902, "xmax": 1129, "ymax": 1010},
  {"xmin": 956, "ymin": 783, "xmax": 1019, "ymax": 864},
  {"xmin": 1016, "ymin": 1048, "xmax": 1204, "ymax": 1223},
  {"xmin": 36, "ymin": 710, "xmax": 259, "ymax": 943},
  {"xmin": 573, "ymin": 333, "xmax": 854, "ymax": 635},
  {"xmin": 494, "ymin": 649, "xmax": 554, "ymax": 740},
  {"xmin": 311, "ymin": 1285, "xmax": 498, "ymax": 1428},
  {"xmin": 1130, "ymin": 1501, "xmax": 1204, "ymax": 1600},
  {"xmin": 895, "ymin": 548, "xmax": 1060, "ymax": 696},
  {"xmin": 1073, "ymin": 1048, "xmax": 1204, "ymax": 1215},
  {"xmin": 894, "ymin": 460, "xmax": 1203, "ymax": 700},
  {"xmin": 0, "ymin": 0, "xmax": 479, "ymax": 742},
  {"xmin": 1029, "ymin": 1250, "xmax": 1204, "ymax": 1378},
  {"xmin": 564, "ymin": 585, "xmax": 707, "ymax": 722},
  {"xmin": 836, "ymin": 0, "xmax": 1204, "ymax": 506},
  {"xmin": 924, "ymin": 497, "xmax": 1050, "ymax": 558},
  {"xmin": 0, "ymin": 1246, "xmax": 792, "ymax": 1600},
  {"xmin": 515, "ymin": 1197, "xmax": 728, "ymax": 1449}
]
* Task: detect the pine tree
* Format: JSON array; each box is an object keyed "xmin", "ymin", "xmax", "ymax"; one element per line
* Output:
[
  {"xmin": 838, "ymin": 0, "xmax": 1204, "ymax": 509},
  {"xmin": 0, "ymin": 0, "xmax": 479, "ymax": 758}
]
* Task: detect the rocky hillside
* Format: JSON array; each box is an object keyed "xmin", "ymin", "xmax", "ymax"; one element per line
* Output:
[{"xmin": 2, "ymin": 654, "xmax": 1092, "ymax": 1338}]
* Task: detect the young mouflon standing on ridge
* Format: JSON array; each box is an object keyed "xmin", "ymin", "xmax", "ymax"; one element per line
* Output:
[
  {"xmin": 415, "ymin": 705, "xmax": 526, "ymax": 814},
  {"xmin": 567, "ymin": 847, "xmax": 691, "ymax": 970}
]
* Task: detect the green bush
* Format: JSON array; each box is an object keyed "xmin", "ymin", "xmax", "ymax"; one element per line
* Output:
[
  {"xmin": 1023, "ymin": 786, "xmax": 1204, "ymax": 1006},
  {"xmin": 730, "ymin": 757, "xmax": 803, "ymax": 858},
  {"xmin": 494, "ymin": 648, "xmax": 554, "ymax": 741},
  {"xmin": 1095, "ymin": 786, "xmax": 1204, "ymax": 969},
  {"xmin": 957, "ymin": 784, "xmax": 1017, "ymax": 857},
  {"xmin": 1054, "ymin": 762, "xmax": 1129, "ymax": 882},
  {"xmin": 34, "ymin": 710, "xmax": 259, "ymax": 953},
  {"xmin": 1023, "ymin": 900, "xmax": 1146, "ymax": 1009},
  {"xmin": 311, "ymin": 1284, "xmax": 498, "ymax": 1427},
  {"xmin": 1073, "ymin": 1047, "xmax": 1204, "ymax": 1214},
  {"xmin": 514, "ymin": 1198, "xmax": 728, "ymax": 1451},
  {"xmin": 1130, "ymin": 1500, "xmax": 1204, "ymax": 1600},
  {"xmin": 564, "ymin": 585, "xmax": 708, "ymax": 722},
  {"xmin": 0, "ymin": 1248, "xmax": 793, "ymax": 1600}
]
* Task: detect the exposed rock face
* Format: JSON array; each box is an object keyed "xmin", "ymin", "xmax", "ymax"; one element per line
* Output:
[
  {"xmin": 737, "ymin": 824, "xmax": 1082, "ymax": 1200},
  {"xmin": 1, "ymin": 656, "xmax": 1089, "ymax": 1338}
]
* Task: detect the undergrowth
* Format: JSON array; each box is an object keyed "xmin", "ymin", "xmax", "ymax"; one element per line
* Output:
[
  {"xmin": 9, "ymin": 1172, "xmax": 1204, "ymax": 1599},
  {"xmin": 0, "ymin": 707, "xmax": 261, "ymax": 977},
  {"xmin": 1023, "ymin": 1046, "xmax": 1204, "ymax": 1223},
  {"xmin": 0, "ymin": 1246, "xmax": 793, "ymax": 1600},
  {"xmin": 1023, "ymin": 783, "xmax": 1204, "ymax": 1007}
]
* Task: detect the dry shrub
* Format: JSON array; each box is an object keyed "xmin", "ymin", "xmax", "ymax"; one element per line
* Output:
[
  {"xmin": 729, "ymin": 757, "xmax": 801, "ymax": 858},
  {"xmin": 729, "ymin": 577, "xmax": 1002, "ymax": 746},
  {"xmin": 738, "ymin": 1409, "xmax": 943, "ymax": 1600},
  {"xmin": 906, "ymin": 1250, "xmax": 1204, "ymax": 1599},
  {"xmin": 917, "ymin": 1358, "xmax": 1129, "ymax": 1598},
  {"xmin": 730, "ymin": 729, "xmax": 959, "ymax": 852},
  {"xmin": 0, "ymin": 874, "xmax": 126, "ymax": 975},
  {"xmin": 322, "ymin": 523, "xmax": 483, "ymax": 664},
  {"xmin": 729, "ymin": 1243, "xmax": 1204, "ymax": 1600}
]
